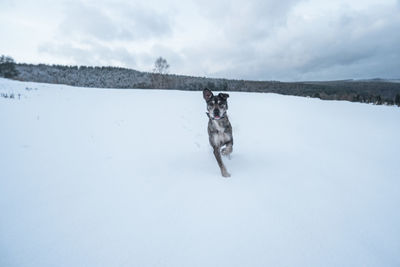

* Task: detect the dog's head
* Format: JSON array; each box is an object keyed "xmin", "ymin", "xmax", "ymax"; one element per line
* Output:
[{"xmin": 203, "ymin": 88, "xmax": 229, "ymax": 120}]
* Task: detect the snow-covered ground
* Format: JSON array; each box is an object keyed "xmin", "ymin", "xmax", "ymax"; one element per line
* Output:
[{"xmin": 1, "ymin": 78, "xmax": 399, "ymax": 267}]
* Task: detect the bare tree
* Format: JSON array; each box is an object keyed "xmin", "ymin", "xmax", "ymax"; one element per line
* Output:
[
  {"xmin": 153, "ymin": 57, "xmax": 169, "ymax": 74},
  {"xmin": 152, "ymin": 57, "xmax": 169, "ymax": 88}
]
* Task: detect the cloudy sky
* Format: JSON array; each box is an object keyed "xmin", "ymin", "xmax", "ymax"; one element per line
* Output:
[{"xmin": 1, "ymin": 0, "xmax": 399, "ymax": 81}]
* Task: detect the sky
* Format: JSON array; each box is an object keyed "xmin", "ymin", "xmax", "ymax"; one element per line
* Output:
[{"xmin": 1, "ymin": 0, "xmax": 399, "ymax": 81}]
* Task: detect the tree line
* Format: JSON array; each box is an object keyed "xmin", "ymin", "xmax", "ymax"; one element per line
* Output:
[{"xmin": 2, "ymin": 55, "xmax": 400, "ymax": 106}]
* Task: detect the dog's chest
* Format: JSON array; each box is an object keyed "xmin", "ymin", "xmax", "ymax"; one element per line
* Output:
[{"xmin": 211, "ymin": 120, "xmax": 230, "ymax": 146}]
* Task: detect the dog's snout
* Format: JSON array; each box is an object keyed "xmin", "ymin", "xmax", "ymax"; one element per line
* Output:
[{"xmin": 213, "ymin": 109, "xmax": 220, "ymax": 115}]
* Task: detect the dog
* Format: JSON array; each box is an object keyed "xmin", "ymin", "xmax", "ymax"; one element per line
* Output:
[{"xmin": 203, "ymin": 88, "xmax": 233, "ymax": 177}]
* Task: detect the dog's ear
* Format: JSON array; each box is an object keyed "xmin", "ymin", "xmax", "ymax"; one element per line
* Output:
[
  {"xmin": 219, "ymin": 93, "xmax": 230, "ymax": 100},
  {"xmin": 203, "ymin": 88, "xmax": 213, "ymax": 101}
]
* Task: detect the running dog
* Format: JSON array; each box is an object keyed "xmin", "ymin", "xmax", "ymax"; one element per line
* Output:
[{"xmin": 203, "ymin": 88, "xmax": 233, "ymax": 177}]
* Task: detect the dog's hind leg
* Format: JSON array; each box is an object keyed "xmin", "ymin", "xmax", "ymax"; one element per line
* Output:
[{"xmin": 213, "ymin": 147, "xmax": 231, "ymax": 177}]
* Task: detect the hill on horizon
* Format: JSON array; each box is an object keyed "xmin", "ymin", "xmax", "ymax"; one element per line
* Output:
[{"xmin": 1, "ymin": 60, "xmax": 400, "ymax": 106}]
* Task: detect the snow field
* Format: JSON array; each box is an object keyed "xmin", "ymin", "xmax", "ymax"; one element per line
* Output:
[{"xmin": 1, "ymin": 78, "xmax": 400, "ymax": 266}]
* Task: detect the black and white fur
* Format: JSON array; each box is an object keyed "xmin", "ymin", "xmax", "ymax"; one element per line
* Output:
[{"xmin": 203, "ymin": 88, "xmax": 233, "ymax": 177}]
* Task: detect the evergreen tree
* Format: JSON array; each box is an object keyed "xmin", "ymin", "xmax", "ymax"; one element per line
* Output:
[
  {"xmin": 0, "ymin": 55, "xmax": 18, "ymax": 78},
  {"xmin": 395, "ymin": 94, "xmax": 400, "ymax": 107}
]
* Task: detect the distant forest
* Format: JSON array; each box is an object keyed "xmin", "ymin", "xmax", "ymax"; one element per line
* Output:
[{"xmin": 1, "ymin": 60, "xmax": 400, "ymax": 106}]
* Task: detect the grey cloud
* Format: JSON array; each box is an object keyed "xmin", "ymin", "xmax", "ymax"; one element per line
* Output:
[
  {"xmin": 170, "ymin": 0, "xmax": 307, "ymax": 78},
  {"xmin": 59, "ymin": 2, "xmax": 172, "ymax": 42},
  {"xmin": 188, "ymin": 2, "xmax": 400, "ymax": 81},
  {"xmin": 37, "ymin": 1, "xmax": 174, "ymax": 70},
  {"xmin": 298, "ymin": 49, "xmax": 375, "ymax": 74},
  {"xmin": 38, "ymin": 43, "xmax": 91, "ymax": 64},
  {"xmin": 179, "ymin": 41, "xmax": 258, "ymax": 78},
  {"xmin": 293, "ymin": 9, "xmax": 400, "ymax": 79},
  {"xmin": 117, "ymin": 4, "xmax": 173, "ymax": 40},
  {"xmin": 20, "ymin": 0, "xmax": 400, "ymax": 81},
  {"xmin": 38, "ymin": 41, "xmax": 137, "ymax": 68},
  {"xmin": 59, "ymin": 3, "xmax": 131, "ymax": 41},
  {"xmin": 193, "ymin": 0, "xmax": 303, "ymax": 43},
  {"xmin": 194, "ymin": 0, "xmax": 301, "ymax": 22}
]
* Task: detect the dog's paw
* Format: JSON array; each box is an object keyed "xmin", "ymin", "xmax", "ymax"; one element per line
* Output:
[
  {"xmin": 222, "ymin": 170, "xmax": 231, "ymax": 178},
  {"xmin": 221, "ymin": 147, "xmax": 232, "ymax": 157}
]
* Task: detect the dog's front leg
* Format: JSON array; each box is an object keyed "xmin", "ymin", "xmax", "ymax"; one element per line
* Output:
[
  {"xmin": 213, "ymin": 146, "xmax": 231, "ymax": 177},
  {"xmin": 221, "ymin": 141, "xmax": 233, "ymax": 158}
]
